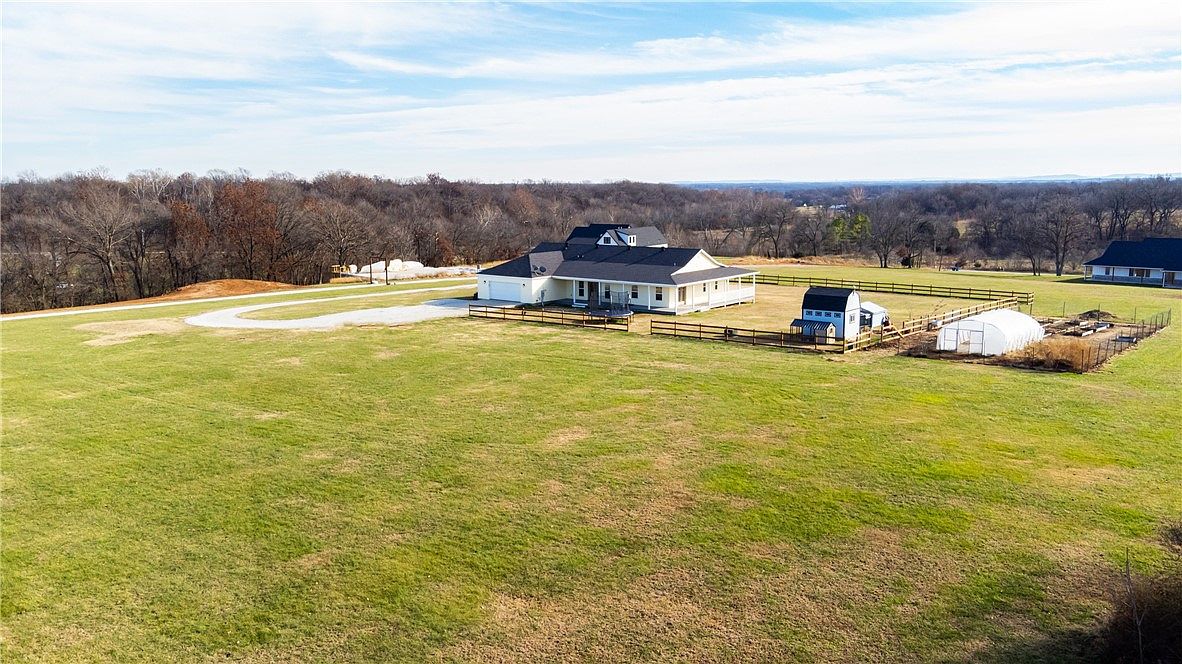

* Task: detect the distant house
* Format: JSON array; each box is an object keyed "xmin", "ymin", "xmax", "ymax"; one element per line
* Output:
[
  {"xmin": 1084, "ymin": 237, "xmax": 1182, "ymax": 288},
  {"xmin": 793, "ymin": 287, "xmax": 861, "ymax": 340},
  {"xmin": 477, "ymin": 224, "xmax": 756, "ymax": 313}
]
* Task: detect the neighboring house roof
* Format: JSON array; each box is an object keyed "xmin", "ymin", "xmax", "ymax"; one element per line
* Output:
[
  {"xmin": 860, "ymin": 301, "xmax": 887, "ymax": 315},
  {"xmin": 1084, "ymin": 237, "xmax": 1182, "ymax": 270},
  {"xmin": 802, "ymin": 286, "xmax": 857, "ymax": 311},
  {"xmin": 478, "ymin": 239, "xmax": 755, "ymax": 286}
]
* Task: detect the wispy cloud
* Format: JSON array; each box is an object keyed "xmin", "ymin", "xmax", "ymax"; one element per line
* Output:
[{"xmin": 2, "ymin": 2, "xmax": 1179, "ymax": 181}]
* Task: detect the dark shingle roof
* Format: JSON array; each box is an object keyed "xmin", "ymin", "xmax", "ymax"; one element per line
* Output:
[
  {"xmin": 802, "ymin": 286, "xmax": 857, "ymax": 312},
  {"xmin": 478, "ymin": 254, "xmax": 533, "ymax": 278},
  {"xmin": 1084, "ymin": 238, "xmax": 1182, "ymax": 271},
  {"xmin": 479, "ymin": 240, "xmax": 755, "ymax": 285},
  {"xmin": 565, "ymin": 224, "xmax": 629, "ymax": 244},
  {"xmin": 607, "ymin": 226, "xmax": 667, "ymax": 246}
]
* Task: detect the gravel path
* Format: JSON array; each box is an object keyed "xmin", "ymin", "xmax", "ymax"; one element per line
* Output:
[
  {"xmin": 0, "ymin": 277, "xmax": 476, "ymax": 322},
  {"xmin": 184, "ymin": 284, "xmax": 504, "ymax": 330}
]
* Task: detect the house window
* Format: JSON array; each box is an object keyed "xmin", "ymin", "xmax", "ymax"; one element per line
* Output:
[
  {"xmin": 1104, "ymin": 267, "xmax": 1113, "ymax": 276},
  {"xmin": 603, "ymin": 285, "xmax": 611, "ymax": 298},
  {"xmin": 702, "ymin": 284, "xmax": 707, "ymax": 293},
  {"xmin": 631, "ymin": 285, "xmax": 639, "ymax": 299},
  {"xmin": 655, "ymin": 287, "xmax": 663, "ymax": 301},
  {"xmin": 577, "ymin": 281, "xmax": 585, "ymax": 297},
  {"xmin": 714, "ymin": 282, "xmax": 719, "ymax": 290}
]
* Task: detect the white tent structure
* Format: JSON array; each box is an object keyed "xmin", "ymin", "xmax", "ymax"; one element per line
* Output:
[
  {"xmin": 936, "ymin": 309, "xmax": 1045, "ymax": 356},
  {"xmin": 860, "ymin": 301, "xmax": 888, "ymax": 329}
]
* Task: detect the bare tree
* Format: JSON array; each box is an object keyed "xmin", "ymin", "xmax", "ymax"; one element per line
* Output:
[
  {"xmin": 57, "ymin": 180, "xmax": 139, "ymax": 300},
  {"xmin": 1035, "ymin": 195, "xmax": 1085, "ymax": 276}
]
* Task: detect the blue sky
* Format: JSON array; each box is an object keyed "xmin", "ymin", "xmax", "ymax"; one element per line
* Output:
[{"xmin": 2, "ymin": 1, "xmax": 1180, "ymax": 182}]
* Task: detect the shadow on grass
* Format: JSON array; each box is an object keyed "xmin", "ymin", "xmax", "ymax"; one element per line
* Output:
[{"xmin": 964, "ymin": 628, "xmax": 1102, "ymax": 664}]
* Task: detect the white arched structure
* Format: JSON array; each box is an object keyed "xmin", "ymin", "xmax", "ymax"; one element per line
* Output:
[{"xmin": 936, "ymin": 309, "xmax": 1045, "ymax": 356}]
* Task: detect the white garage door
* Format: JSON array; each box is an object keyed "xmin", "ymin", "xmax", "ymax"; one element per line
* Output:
[{"xmin": 488, "ymin": 280, "xmax": 522, "ymax": 301}]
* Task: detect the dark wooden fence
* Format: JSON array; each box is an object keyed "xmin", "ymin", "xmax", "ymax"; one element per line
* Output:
[
  {"xmin": 843, "ymin": 297, "xmax": 1023, "ymax": 350},
  {"xmin": 468, "ymin": 305, "xmax": 631, "ymax": 332},
  {"xmin": 650, "ymin": 319, "xmax": 844, "ymax": 351},
  {"xmin": 754, "ymin": 273, "xmax": 1036, "ymax": 304}
]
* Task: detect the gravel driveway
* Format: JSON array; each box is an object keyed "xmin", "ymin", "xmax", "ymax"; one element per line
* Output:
[{"xmin": 185, "ymin": 284, "xmax": 508, "ymax": 331}]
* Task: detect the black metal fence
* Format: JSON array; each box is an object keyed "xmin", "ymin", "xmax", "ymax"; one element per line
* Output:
[
  {"xmin": 468, "ymin": 304, "xmax": 631, "ymax": 332},
  {"xmin": 1073, "ymin": 310, "xmax": 1173, "ymax": 372},
  {"xmin": 754, "ymin": 273, "xmax": 1036, "ymax": 304},
  {"xmin": 650, "ymin": 319, "xmax": 844, "ymax": 351}
]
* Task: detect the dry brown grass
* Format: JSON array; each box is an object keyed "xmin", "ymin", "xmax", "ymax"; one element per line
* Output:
[
  {"xmin": 1012, "ymin": 338, "xmax": 1097, "ymax": 372},
  {"xmin": 74, "ymin": 318, "xmax": 187, "ymax": 346}
]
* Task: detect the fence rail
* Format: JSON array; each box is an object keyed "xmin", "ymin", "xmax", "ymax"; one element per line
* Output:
[
  {"xmin": 754, "ymin": 273, "xmax": 1035, "ymax": 304},
  {"xmin": 650, "ymin": 319, "xmax": 845, "ymax": 351},
  {"xmin": 844, "ymin": 297, "xmax": 1022, "ymax": 351},
  {"xmin": 468, "ymin": 304, "xmax": 631, "ymax": 331}
]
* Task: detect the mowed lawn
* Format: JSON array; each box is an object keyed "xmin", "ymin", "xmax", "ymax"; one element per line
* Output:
[{"xmin": 2, "ymin": 269, "xmax": 1180, "ymax": 662}]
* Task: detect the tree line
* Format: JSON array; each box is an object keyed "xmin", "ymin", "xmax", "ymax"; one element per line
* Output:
[{"xmin": 2, "ymin": 170, "xmax": 1178, "ymax": 313}]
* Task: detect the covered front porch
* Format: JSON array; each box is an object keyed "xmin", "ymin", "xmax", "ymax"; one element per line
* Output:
[{"xmin": 567, "ymin": 274, "xmax": 757, "ymax": 314}]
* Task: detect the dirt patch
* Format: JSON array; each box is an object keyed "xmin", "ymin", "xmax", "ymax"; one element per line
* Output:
[
  {"xmin": 290, "ymin": 549, "xmax": 335, "ymax": 571},
  {"xmin": 275, "ymin": 357, "xmax": 303, "ymax": 366},
  {"xmin": 440, "ymin": 569, "xmax": 791, "ymax": 662},
  {"xmin": 1037, "ymin": 464, "xmax": 1131, "ymax": 487},
  {"xmin": 153, "ymin": 279, "xmax": 293, "ymax": 301},
  {"xmin": 542, "ymin": 427, "xmax": 589, "ymax": 450},
  {"xmin": 373, "ymin": 350, "xmax": 400, "ymax": 360},
  {"xmin": 74, "ymin": 318, "xmax": 187, "ymax": 346}
]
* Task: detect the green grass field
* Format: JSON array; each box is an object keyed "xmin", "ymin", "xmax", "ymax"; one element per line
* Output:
[{"xmin": 2, "ymin": 268, "xmax": 1180, "ymax": 662}]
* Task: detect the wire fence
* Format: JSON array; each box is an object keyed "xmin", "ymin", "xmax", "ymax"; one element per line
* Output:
[{"xmin": 1071, "ymin": 310, "xmax": 1173, "ymax": 372}]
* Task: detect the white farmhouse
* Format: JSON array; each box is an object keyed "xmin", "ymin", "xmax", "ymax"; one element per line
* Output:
[
  {"xmin": 1084, "ymin": 237, "xmax": 1182, "ymax": 288},
  {"xmin": 477, "ymin": 224, "xmax": 757, "ymax": 314}
]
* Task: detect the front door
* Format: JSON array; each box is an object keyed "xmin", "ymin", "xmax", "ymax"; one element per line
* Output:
[{"xmin": 677, "ymin": 286, "xmax": 687, "ymax": 305}]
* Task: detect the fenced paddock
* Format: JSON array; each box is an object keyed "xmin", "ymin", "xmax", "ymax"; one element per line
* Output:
[
  {"xmin": 650, "ymin": 297, "xmax": 1028, "ymax": 354},
  {"xmin": 468, "ymin": 304, "xmax": 631, "ymax": 332},
  {"xmin": 906, "ymin": 309, "xmax": 1172, "ymax": 373},
  {"xmin": 1035, "ymin": 309, "xmax": 1172, "ymax": 372},
  {"xmin": 843, "ymin": 297, "xmax": 1023, "ymax": 351},
  {"xmin": 753, "ymin": 273, "xmax": 1036, "ymax": 305},
  {"xmin": 649, "ymin": 319, "xmax": 844, "ymax": 352}
]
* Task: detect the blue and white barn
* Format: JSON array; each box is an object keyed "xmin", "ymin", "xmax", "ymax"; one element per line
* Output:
[{"xmin": 793, "ymin": 287, "xmax": 861, "ymax": 340}]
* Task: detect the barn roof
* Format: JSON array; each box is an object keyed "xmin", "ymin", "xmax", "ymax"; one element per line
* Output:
[
  {"xmin": 1084, "ymin": 237, "xmax": 1182, "ymax": 270},
  {"xmin": 802, "ymin": 286, "xmax": 857, "ymax": 311}
]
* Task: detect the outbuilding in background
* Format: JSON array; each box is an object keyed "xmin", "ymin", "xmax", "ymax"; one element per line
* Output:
[
  {"xmin": 860, "ymin": 301, "xmax": 888, "ymax": 329},
  {"xmin": 936, "ymin": 309, "xmax": 1045, "ymax": 356}
]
